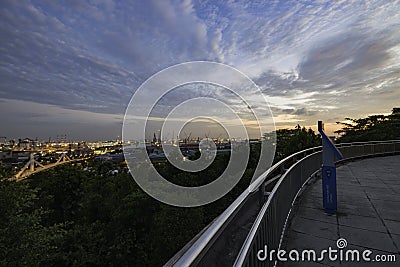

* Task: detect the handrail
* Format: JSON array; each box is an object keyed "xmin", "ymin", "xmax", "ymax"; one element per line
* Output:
[
  {"xmin": 234, "ymin": 151, "xmax": 322, "ymax": 266},
  {"xmin": 233, "ymin": 140, "xmax": 400, "ymax": 267},
  {"xmin": 171, "ymin": 186, "xmax": 251, "ymax": 266},
  {"xmin": 166, "ymin": 140, "xmax": 400, "ymax": 266},
  {"xmin": 166, "ymin": 146, "xmax": 322, "ymax": 266},
  {"xmin": 248, "ymin": 146, "xmax": 321, "ymax": 193},
  {"xmin": 337, "ymin": 139, "xmax": 400, "ymax": 145}
]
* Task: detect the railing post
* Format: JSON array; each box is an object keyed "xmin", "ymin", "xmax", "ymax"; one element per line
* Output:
[{"xmin": 318, "ymin": 121, "xmax": 343, "ymax": 215}]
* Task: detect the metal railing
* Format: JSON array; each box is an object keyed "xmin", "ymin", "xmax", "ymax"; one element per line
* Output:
[
  {"xmin": 166, "ymin": 140, "xmax": 400, "ymax": 267},
  {"xmin": 233, "ymin": 140, "xmax": 400, "ymax": 267},
  {"xmin": 336, "ymin": 140, "xmax": 400, "ymax": 160},
  {"xmin": 165, "ymin": 147, "xmax": 322, "ymax": 266}
]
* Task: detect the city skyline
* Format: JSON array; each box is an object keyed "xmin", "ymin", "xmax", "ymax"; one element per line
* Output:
[{"xmin": 1, "ymin": 1, "xmax": 400, "ymax": 140}]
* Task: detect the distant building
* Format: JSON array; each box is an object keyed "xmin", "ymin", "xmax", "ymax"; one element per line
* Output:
[{"xmin": 18, "ymin": 138, "xmax": 37, "ymax": 150}]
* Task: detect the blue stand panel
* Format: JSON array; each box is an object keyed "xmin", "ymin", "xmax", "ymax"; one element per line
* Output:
[{"xmin": 322, "ymin": 165, "xmax": 337, "ymax": 215}]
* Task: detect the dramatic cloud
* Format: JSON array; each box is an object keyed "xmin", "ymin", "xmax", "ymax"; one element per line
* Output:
[{"xmin": 0, "ymin": 0, "xmax": 399, "ymax": 139}]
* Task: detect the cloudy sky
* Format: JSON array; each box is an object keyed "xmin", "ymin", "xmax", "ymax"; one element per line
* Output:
[{"xmin": 1, "ymin": 0, "xmax": 399, "ymax": 140}]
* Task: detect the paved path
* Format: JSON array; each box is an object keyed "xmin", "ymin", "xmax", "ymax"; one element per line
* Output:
[{"xmin": 280, "ymin": 155, "xmax": 400, "ymax": 267}]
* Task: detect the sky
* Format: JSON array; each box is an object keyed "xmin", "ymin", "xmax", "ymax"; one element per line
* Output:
[{"xmin": 1, "ymin": 0, "xmax": 400, "ymax": 141}]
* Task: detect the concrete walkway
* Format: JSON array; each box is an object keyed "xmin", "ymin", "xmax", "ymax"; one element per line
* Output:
[{"xmin": 280, "ymin": 155, "xmax": 400, "ymax": 267}]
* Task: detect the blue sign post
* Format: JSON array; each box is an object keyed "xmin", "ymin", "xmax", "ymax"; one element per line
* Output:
[{"xmin": 318, "ymin": 121, "xmax": 343, "ymax": 215}]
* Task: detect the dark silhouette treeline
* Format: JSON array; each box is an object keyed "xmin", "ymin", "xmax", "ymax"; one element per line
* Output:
[
  {"xmin": 1, "ymin": 109, "xmax": 397, "ymax": 266},
  {"xmin": 335, "ymin": 108, "xmax": 400, "ymax": 142}
]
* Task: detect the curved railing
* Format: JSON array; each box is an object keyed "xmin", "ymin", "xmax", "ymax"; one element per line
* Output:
[
  {"xmin": 165, "ymin": 147, "xmax": 322, "ymax": 266},
  {"xmin": 234, "ymin": 140, "xmax": 400, "ymax": 267},
  {"xmin": 336, "ymin": 140, "xmax": 400, "ymax": 160},
  {"xmin": 165, "ymin": 140, "xmax": 400, "ymax": 267}
]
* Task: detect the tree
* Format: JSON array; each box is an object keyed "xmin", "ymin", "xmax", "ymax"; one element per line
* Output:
[
  {"xmin": 0, "ymin": 125, "xmax": 325, "ymax": 266},
  {"xmin": 0, "ymin": 163, "xmax": 13, "ymax": 180},
  {"xmin": 274, "ymin": 125, "xmax": 321, "ymax": 161},
  {"xmin": 0, "ymin": 180, "xmax": 64, "ymax": 266},
  {"xmin": 335, "ymin": 108, "xmax": 400, "ymax": 142}
]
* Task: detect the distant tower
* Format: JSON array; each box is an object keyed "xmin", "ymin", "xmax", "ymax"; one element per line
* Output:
[{"xmin": 153, "ymin": 133, "xmax": 157, "ymax": 144}]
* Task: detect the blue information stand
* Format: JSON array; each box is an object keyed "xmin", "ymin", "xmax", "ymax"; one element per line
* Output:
[{"xmin": 318, "ymin": 121, "xmax": 343, "ymax": 215}]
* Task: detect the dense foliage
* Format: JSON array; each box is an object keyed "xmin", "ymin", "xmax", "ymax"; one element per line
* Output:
[
  {"xmin": 274, "ymin": 125, "xmax": 321, "ymax": 161},
  {"xmin": 0, "ymin": 125, "xmax": 321, "ymax": 266},
  {"xmin": 0, "ymin": 163, "xmax": 12, "ymax": 180},
  {"xmin": 335, "ymin": 108, "xmax": 400, "ymax": 142}
]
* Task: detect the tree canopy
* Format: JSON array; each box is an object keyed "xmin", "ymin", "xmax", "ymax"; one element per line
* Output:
[
  {"xmin": 3, "ymin": 108, "xmax": 398, "ymax": 265},
  {"xmin": 274, "ymin": 125, "xmax": 321, "ymax": 161},
  {"xmin": 335, "ymin": 108, "xmax": 400, "ymax": 142},
  {"xmin": 0, "ymin": 125, "xmax": 323, "ymax": 266}
]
